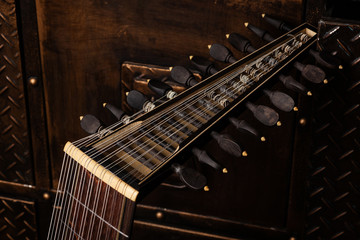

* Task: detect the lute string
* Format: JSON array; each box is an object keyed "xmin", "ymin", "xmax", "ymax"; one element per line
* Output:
[{"xmin": 50, "ymin": 31, "xmax": 306, "ymax": 238}]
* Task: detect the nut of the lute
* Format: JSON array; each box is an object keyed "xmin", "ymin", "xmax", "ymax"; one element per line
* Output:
[
  {"xmin": 189, "ymin": 55, "xmax": 194, "ymax": 60},
  {"xmin": 307, "ymin": 91, "xmax": 312, "ymax": 96}
]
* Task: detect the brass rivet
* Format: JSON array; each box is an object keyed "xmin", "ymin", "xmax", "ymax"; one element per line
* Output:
[
  {"xmin": 156, "ymin": 211, "xmax": 163, "ymax": 220},
  {"xmin": 290, "ymin": 237, "xmax": 296, "ymax": 240},
  {"xmin": 204, "ymin": 186, "xmax": 210, "ymax": 191},
  {"xmin": 339, "ymin": 65, "xmax": 343, "ymax": 70},
  {"xmin": 261, "ymin": 136, "xmax": 266, "ymax": 142},
  {"xmin": 43, "ymin": 192, "xmax": 50, "ymax": 200},
  {"xmin": 323, "ymin": 79, "xmax": 328, "ymax": 84},
  {"xmin": 299, "ymin": 118, "xmax": 306, "ymax": 126},
  {"xmin": 276, "ymin": 121, "xmax": 282, "ymax": 127},
  {"xmin": 79, "ymin": 116, "xmax": 83, "ymax": 121},
  {"xmin": 207, "ymin": 44, "xmax": 212, "ymax": 49},
  {"xmin": 293, "ymin": 106, "xmax": 298, "ymax": 111},
  {"xmin": 29, "ymin": 77, "xmax": 38, "ymax": 86},
  {"xmin": 225, "ymin": 34, "xmax": 230, "ymax": 39},
  {"xmin": 242, "ymin": 151, "xmax": 248, "ymax": 157},
  {"xmin": 222, "ymin": 168, "xmax": 228, "ymax": 174},
  {"xmin": 307, "ymin": 91, "xmax": 312, "ymax": 96}
]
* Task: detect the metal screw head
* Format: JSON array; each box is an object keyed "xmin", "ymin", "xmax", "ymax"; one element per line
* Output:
[
  {"xmin": 43, "ymin": 192, "xmax": 50, "ymax": 200},
  {"xmin": 156, "ymin": 211, "xmax": 163, "ymax": 220},
  {"xmin": 299, "ymin": 118, "xmax": 307, "ymax": 126},
  {"xmin": 28, "ymin": 77, "xmax": 38, "ymax": 86}
]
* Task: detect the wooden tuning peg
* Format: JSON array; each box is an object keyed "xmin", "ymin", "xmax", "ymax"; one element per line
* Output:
[
  {"xmin": 170, "ymin": 66, "xmax": 198, "ymax": 87},
  {"xmin": 245, "ymin": 102, "xmax": 280, "ymax": 127},
  {"xmin": 229, "ymin": 118, "xmax": 266, "ymax": 141},
  {"xmin": 210, "ymin": 131, "xmax": 243, "ymax": 157},
  {"xmin": 80, "ymin": 114, "xmax": 103, "ymax": 134},
  {"xmin": 293, "ymin": 61, "xmax": 326, "ymax": 84},
  {"xmin": 171, "ymin": 163, "xmax": 207, "ymax": 190},
  {"xmin": 126, "ymin": 90, "xmax": 155, "ymax": 112},
  {"xmin": 192, "ymin": 148, "xmax": 227, "ymax": 173},
  {"xmin": 263, "ymin": 89, "xmax": 295, "ymax": 112},
  {"xmin": 244, "ymin": 22, "xmax": 275, "ymax": 42},
  {"xmin": 209, "ymin": 43, "xmax": 237, "ymax": 63},
  {"xmin": 261, "ymin": 13, "xmax": 292, "ymax": 32},
  {"xmin": 147, "ymin": 79, "xmax": 177, "ymax": 99},
  {"xmin": 103, "ymin": 103, "xmax": 131, "ymax": 124},
  {"xmin": 279, "ymin": 74, "xmax": 311, "ymax": 95},
  {"xmin": 189, "ymin": 55, "xmax": 218, "ymax": 76},
  {"xmin": 309, "ymin": 49, "xmax": 343, "ymax": 69},
  {"xmin": 227, "ymin": 33, "xmax": 256, "ymax": 53}
]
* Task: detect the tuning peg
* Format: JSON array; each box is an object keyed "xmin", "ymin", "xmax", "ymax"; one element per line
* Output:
[
  {"xmin": 229, "ymin": 118, "xmax": 266, "ymax": 141},
  {"xmin": 192, "ymin": 148, "xmax": 227, "ymax": 173},
  {"xmin": 171, "ymin": 163, "xmax": 207, "ymax": 190},
  {"xmin": 293, "ymin": 61, "xmax": 326, "ymax": 84},
  {"xmin": 279, "ymin": 74, "xmax": 311, "ymax": 95},
  {"xmin": 226, "ymin": 33, "xmax": 256, "ymax": 53},
  {"xmin": 245, "ymin": 102, "xmax": 280, "ymax": 126},
  {"xmin": 244, "ymin": 22, "xmax": 275, "ymax": 42},
  {"xmin": 147, "ymin": 79, "xmax": 177, "ymax": 99},
  {"xmin": 263, "ymin": 89, "xmax": 295, "ymax": 112},
  {"xmin": 210, "ymin": 131, "xmax": 243, "ymax": 157},
  {"xmin": 103, "ymin": 103, "xmax": 131, "ymax": 124},
  {"xmin": 308, "ymin": 49, "xmax": 342, "ymax": 69},
  {"xmin": 80, "ymin": 114, "xmax": 103, "ymax": 134},
  {"xmin": 261, "ymin": 13, "xmax": 292, "ymax": 32},
  {"xmin": 189, "ymin": 55, "xmax": 218, "ymax": 75},
  {"xmin": 208, "ymin": 43, "xmax": 237, "ymax": 63},
  {"xmin": 126, "ymin": 90, "xmax": 155, "ymax": 112},
  {"xmin": 170, "ymin": 66, "xmax": 198, "ymax": 87}
]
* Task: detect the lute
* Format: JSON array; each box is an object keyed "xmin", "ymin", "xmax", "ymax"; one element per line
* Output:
[{"xmin": 47, "ymin": 23, "xmax": 317, "ymax": 240}]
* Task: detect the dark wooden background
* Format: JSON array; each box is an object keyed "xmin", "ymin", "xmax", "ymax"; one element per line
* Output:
[{"xmin": 1, "ymin": 0, "xmax": 359, "ymax": 239}]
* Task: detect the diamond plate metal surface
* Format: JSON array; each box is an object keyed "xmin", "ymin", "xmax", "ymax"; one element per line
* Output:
[
  {"xmin": 306, "ymin": 22, "xmax": 360, "ymax": 240},
  {"xmin": 0, "ymin": 0, "xmax": 33, "ymax": 184},
  {"xmin": 0, "ymin": 196, "xmax": 37, "ymax": 240}
]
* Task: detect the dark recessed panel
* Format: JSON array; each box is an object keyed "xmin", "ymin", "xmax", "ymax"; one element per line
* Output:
[{"xmin": 0, "ymin": 0, "xmax": 33, "ymax": 184}]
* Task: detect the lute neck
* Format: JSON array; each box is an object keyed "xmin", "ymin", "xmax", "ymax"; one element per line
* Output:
[{"xmin": 48, "ymin": 23, "xmax": 317, "ymax": 240}]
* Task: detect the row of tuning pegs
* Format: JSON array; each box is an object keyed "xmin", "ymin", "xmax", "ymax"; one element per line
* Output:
[{"xmin": 80, "ymin": 15, "xmax": 340, "ymax": 192}]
